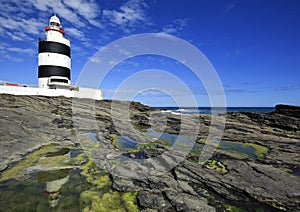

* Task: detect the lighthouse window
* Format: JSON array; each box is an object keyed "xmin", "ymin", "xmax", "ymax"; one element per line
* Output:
[
  {"xmin": 50, "ymin": 79, "xmax": 68, "ymax": 84},
  {"xmin": 50, "ymin": 22, "xmax": 60, "ymax": 27}
]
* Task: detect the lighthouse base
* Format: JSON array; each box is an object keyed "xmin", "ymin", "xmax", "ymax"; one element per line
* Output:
[{"xmin": 0, "ymin": 86, "xmax": 102, "ymax": 100}]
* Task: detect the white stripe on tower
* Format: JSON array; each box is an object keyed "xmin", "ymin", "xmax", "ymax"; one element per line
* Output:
[{"xmin": 38, "ymin": 53, "xmax": 70, "ymax": 69}]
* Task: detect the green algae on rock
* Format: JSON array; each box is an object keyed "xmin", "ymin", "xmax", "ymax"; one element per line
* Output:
[
  {"xmin": 271, "ymin": 202, "xmax": 287, "ymax": 211},
  {"xmin": 0, "ymin": 142, "xmax": 139, "ymax": 211},
  {"xmin": 200, "ymin": 159, "xmax": 228, "ymax": 174},
  {"xmin": 0, "ymin": 169, "xmax": 89, "ymax": 211},
  {"xmin": 37, "ymin": 169, "xmax": 70, "ymax": 183},
  {"xmin": 0, "ymin": 144, "xmax": 72, "ymax": 181},
  {"xmin": 197, "ymin": 138, "xmax": 269, "ymax": 160},
  {"xmin": 80, "ymin": 190, "xmax": 138, "ymax": 212},
  {"xmin": 1, "ymin": 95, "xmax": 300, "ymax": 211},
  {"xmin": 45, "ymin": 147, "xmax": 70, "ymax": 157},
  {"xmin": 219, "ymin": 141, "xmax": 269, "ymax": 159},
  {"xmin": 246, "ymin": 143, "xmax": 268, "ymax": 159},
  {"xmin": 78, "ymin": 154, "xmax": 138, "ymax": 212},
  {"xmin": 109, "ymin": 134, "xmax": 119, "ymax": 149}
]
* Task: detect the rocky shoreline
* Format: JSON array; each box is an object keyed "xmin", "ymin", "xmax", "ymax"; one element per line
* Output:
[{"xmin": 0, "ymin": 94, "xmax": 299, "ymax": 211}]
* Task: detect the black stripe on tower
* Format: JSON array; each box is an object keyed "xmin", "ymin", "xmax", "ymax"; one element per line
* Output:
[
  {"xmin": 39, "ymin": 41, "xmax": 71, "ymax": 57},
  {"xmin": 38, "ymin": 66, "xmax": 70, "ymax": 79}
]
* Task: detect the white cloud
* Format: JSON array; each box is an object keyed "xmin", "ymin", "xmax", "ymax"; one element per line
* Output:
[
  {"xmin": 2, "ymin": 53, "xmax": 24, "ymax": 62},
  {"xmin": 0, "ymin": 17, "xmax": 22, "ymax": 31},
  {"xmin": 161, "ymin": 18, "xmax": 188, "ymax": 35},
  {"xmin": 102, "ymin": 0, "xmax": 150, "ymax": 32},
  {"xmin": 0, "ymin": 0, "xmax": 151, "ymax": 45},
  {"xmin": 28, "ymin": 0, "xmax": 51, "ymax": 11},
  {"xmin": 109, "ymin": 60, "xmax": 118, "ymax": 65},
  {"xmin": 22, "ymin": 18, "xmax": 45, "ymax": 35},
  {"xmin": 65, "ymin": 27, "xmax": 85, "ymax": 40},
  {"xmin": 127, "ymin": 61, "xmax": 139, "ymax": 67},
  {"xmin": 0, "ymin": 0, "xmax": 103, "ymax": 60},
  {"xmin": 28, "ymin": 0, "xmax": 85, "ymax": 27},
  {"xmin": 119, "ymin": 48, "xmax": 131, "ymax": 56},
  {"xmin": 7, "ymin": 47, "xmax": 35, "ymax": 55},
  {"xmin": 141, "ymin": 89, "xmax": 166, "ymax": 96},
  {"xmin": 103, "ymin": 87, "xmax": 193, "ymax": 100},
  {"xmin": 28, "ymin": 0, "xmax": 101, "ymax": 27},
  {"xmin": 224, "ymin": 2, "xmax": 236, "ymax": 13},
  {"xmin": 0, "ymin": 43, "xmax": 35, "ymax": 62},
  {"xmin": 4, "ymin": 31, "xmax": 26, "ymax": 41},
  {"xmin": 0, "ymin": 0, "xmax": 34, "ymax": 19},
  {"xmin": 7, "ymin": 47, "xmax": 33, "ymax": 54},
  {"xmin": 0, "ymin": 16, "xmax": 44, "ymax": 41},
  {"xmin": 0, "ymin": 0, "xmax": 191, "ymax": 62},
  {"xmin": 63, "ymin": 0, "xmax": 100, "ymax": 20},
  {"xmin": 89, "ymin": 56, "xmax": 101, "ymax": 64}
]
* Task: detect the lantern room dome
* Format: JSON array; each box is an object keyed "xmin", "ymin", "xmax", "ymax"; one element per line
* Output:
[{"xmin": 49, "ymin": 15, "xmax": 61, "ymax": 27}]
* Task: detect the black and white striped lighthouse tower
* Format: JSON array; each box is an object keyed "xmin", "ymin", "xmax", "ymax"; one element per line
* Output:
[{"xmin": 38, "ymin": 15, "xmax": 71, "ymax": 89}]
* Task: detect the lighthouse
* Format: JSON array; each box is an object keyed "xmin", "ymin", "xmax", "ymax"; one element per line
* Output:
[
  {"xmin": 38, "ymin": 15, "xmax": 71, "ymax": 89},
  {"xmin": 1, "ymin": 15, "xmax": 102, "ymax": 100}
]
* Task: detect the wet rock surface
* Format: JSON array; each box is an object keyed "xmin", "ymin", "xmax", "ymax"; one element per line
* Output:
[{"xmin": 0, "ymin": 94, "xmax": 299, "ymax": 211}]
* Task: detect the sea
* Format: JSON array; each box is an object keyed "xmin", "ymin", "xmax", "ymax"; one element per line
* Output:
[{"xmin": 156, "ymin": 107, "xmax": 274, "ymax": 115}]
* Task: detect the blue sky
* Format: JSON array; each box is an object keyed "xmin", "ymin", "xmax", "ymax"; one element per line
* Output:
[{"xmin": 0, "ymin": 0, "xmax": 300, "ymax": 107}]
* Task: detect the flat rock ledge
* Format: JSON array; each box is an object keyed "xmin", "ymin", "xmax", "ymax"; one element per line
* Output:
[{"xmin": 0, "ymin": 94, "xmax": 299, "ymax": 211}]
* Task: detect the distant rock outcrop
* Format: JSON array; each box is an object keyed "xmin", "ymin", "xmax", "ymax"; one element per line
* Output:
[{"xmin": 275, "ymin": 104, "xmax": 300, "ymax": 118}]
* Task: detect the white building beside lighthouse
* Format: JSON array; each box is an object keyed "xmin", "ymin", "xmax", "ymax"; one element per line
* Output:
[{"xmin": 0, "ymin": 15, "xmax": 102, "ymax": 100}]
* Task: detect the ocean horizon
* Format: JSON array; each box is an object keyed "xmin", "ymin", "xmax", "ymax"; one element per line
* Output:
[{"xmin": 156, "ymin": 107, "xmax": 274, "ymax": 115}]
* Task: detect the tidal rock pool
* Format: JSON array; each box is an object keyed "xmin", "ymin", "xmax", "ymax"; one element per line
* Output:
[
  {"xmin": 146, "ymin": 128, "xmax": 268, "ymax": 159},
  {"xmin": 0, "ymin": 143, "xmax": 138, "ymax": 212},
  {"xmin": 0, "ymin": 169, "xmax": 89, "ymax": 211}
]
